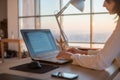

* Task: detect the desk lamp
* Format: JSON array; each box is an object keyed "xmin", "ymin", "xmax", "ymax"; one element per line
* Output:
[{"xmin": 55, "ymin": 0, "xmax": 85, "ymax": 50}]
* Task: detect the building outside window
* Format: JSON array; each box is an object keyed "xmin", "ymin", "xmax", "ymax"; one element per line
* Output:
[{"xmin": 18, "ymin": 0, "xmax": 116, "ymax": 48}]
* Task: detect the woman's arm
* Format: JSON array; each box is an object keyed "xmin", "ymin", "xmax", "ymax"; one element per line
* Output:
[{"xmin": 67, "ymin": 48, "xmax": 88, "ymax": 55}]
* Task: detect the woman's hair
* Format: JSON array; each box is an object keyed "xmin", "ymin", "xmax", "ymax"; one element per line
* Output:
[
  {"xmin": 113, "ymin": 0, "xmax": 120, "ymax": 17},
  {"xmin": 105, "ymin": 0, "xmax": 120, "ymax": 18}
]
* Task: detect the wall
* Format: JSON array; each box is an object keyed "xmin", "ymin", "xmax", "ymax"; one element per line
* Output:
[
  {"xmin": 0, "ymin": 0, "xmax": 7, "ymax": 22},
  {"xmin": 7, "ymin": 0, "xmax": 19, "ymax": 51}
]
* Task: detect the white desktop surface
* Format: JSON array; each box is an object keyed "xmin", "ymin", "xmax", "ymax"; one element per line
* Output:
[{"xmin": 0, "ymin": 58, "xmax": 119, "ymax": 80}]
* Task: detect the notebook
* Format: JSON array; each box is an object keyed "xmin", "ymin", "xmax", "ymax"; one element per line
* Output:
[{"xmin": 21, "ymin": 29, "xmax": 70, "ymax": 64}]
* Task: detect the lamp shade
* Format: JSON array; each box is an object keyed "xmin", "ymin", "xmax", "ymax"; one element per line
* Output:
[{"xmin": 70, "ymin": 0, "xmax": 85, "ymax": 12}]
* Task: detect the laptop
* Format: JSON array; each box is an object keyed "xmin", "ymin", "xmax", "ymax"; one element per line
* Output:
[{"xmin": 21, "ymin": 29, "xmax": 70, "ymax": 64}]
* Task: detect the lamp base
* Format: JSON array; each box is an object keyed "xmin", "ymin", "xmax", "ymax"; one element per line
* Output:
[{"xmin": 56, "ymin": 37, "xmax": 69, "ymax": 51}]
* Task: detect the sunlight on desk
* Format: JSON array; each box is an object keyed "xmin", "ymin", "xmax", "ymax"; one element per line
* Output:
[{"xmin": 0, "ymin": 58, "xmax": 119, "ymax": 80}]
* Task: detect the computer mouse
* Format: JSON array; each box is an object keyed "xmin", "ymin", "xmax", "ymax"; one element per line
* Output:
[{"xmin": 27, "ymin": 61, "xmax": 41, "ymax": 69}]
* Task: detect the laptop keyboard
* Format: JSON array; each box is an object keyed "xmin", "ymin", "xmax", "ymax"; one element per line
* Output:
[
  {"xmin": 34, "ymin": 50, "xmax": 70, "ymax": 64},
  {"xmin": 36, "ymin": 51, "xmax": 59, "ymax": 59}
]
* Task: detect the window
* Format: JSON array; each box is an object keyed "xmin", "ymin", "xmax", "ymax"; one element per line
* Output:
[{"xmin": 18, "ymin": 0, "xmax": 116, "ymax": 48}]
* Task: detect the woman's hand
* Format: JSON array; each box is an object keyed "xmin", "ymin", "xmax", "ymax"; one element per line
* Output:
[
  {"xmin": 56, "ymin": 48, "xmax": 88, "ymax": 60},
  {"xmin": 67, "ymin": 48, "xmax": 87, "ymax": 55},
  {"xmin": 67, "ymin": 48, "xmax": 80, "ymax": 53},
  {"xmin": 56, "ymin": 51, "xmax": 72, "ymax": 60}
]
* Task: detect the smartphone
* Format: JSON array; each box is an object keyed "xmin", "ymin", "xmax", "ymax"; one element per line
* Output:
[{"xmin": 51, "ymin": 72, "xmax": 79, "ymax": 80}]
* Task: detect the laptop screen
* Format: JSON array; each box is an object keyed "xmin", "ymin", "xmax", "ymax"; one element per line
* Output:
[{"xmin": 21, "ymin": 29, "xmax": 58, "ymax": 57}]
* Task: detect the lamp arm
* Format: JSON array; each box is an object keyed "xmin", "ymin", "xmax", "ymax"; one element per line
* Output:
[
  {"xmin": 55, "ymin": 1, "xmax": 71, "ymax": 18},
  {"xmin": 55, "ymin": 16, "xmax": 69, "ymax": 47},
  {"xmin": 55, "ymin": 0, "xmax": 85, "ymax": 50},
  {"xmin": 55, "ymin": 1, "xmax": 72, "ymax": 49}
]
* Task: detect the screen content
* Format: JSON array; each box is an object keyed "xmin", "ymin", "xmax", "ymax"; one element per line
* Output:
[{"xmin": 27, "ymin": 31, "xmax": 57, "ymax": 54}]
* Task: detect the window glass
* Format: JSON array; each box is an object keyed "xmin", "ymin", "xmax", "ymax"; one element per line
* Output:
[
  {"xmin": 19, "ymin": 0, "xmax": 35, "ymax": 16},
  {"xmin": 36, "ymin": 0, "xmax": 40, "ymax": 16},
  {"xmin": 19, "ymin": 0, "xmax": 22, "ymax": 16},
  {"xmin": 69, "ymin": 43, "xmax": 90, "ymax": 48},
  {"xmin": 19, "ymin": 18, "xmax": 35, "ymax": 29},
  {"xmin": 92, "ymin": 44, "xmax": 104, "ymax": 48},
  {"xmin": 19, "ymin": 18, "xmax": 35, "ymax": 38},
  {"xmin": 40, "ymin": 16, "xmax": 60, "ymax": 40},
  {"xmin": 40, "ymin": 0, "xmax": 59, "ymax": 15},
  {"xmin": 18, "ymin": 0, "xmax": 116, "ymax": 48},
  {"xmin": 63, "ymin": 15, "xmax": 90, "ymax": 43},
  {"xmin": 35, "ymin": 17, "xmax": 41, "ymax": 29},
  {"xmin": 93, "ymin": 0, "xmax": 108, "ymax": 13},
  {"xmin": 93, "ymin": 14, "xmax": 116, "ymax": 43}
]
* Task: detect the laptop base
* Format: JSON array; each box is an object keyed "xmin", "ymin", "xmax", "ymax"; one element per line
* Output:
[{"xmin": 34, "ymin": 59, "xmax": 72, "ymax": 65}]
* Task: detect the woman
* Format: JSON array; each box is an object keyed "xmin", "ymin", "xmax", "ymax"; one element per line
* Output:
[{"xmin": 56, "ymin": 0, "xmax": 120, "ymax": 70}]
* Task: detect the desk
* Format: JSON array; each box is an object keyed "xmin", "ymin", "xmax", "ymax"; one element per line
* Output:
[
  {"xmin": 0, "ymin": 39, "xmax": 22, "ymax": 63},
  {"xmin": 0, "ymin": 58, "xmax": 119, "ymax": 80}
]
